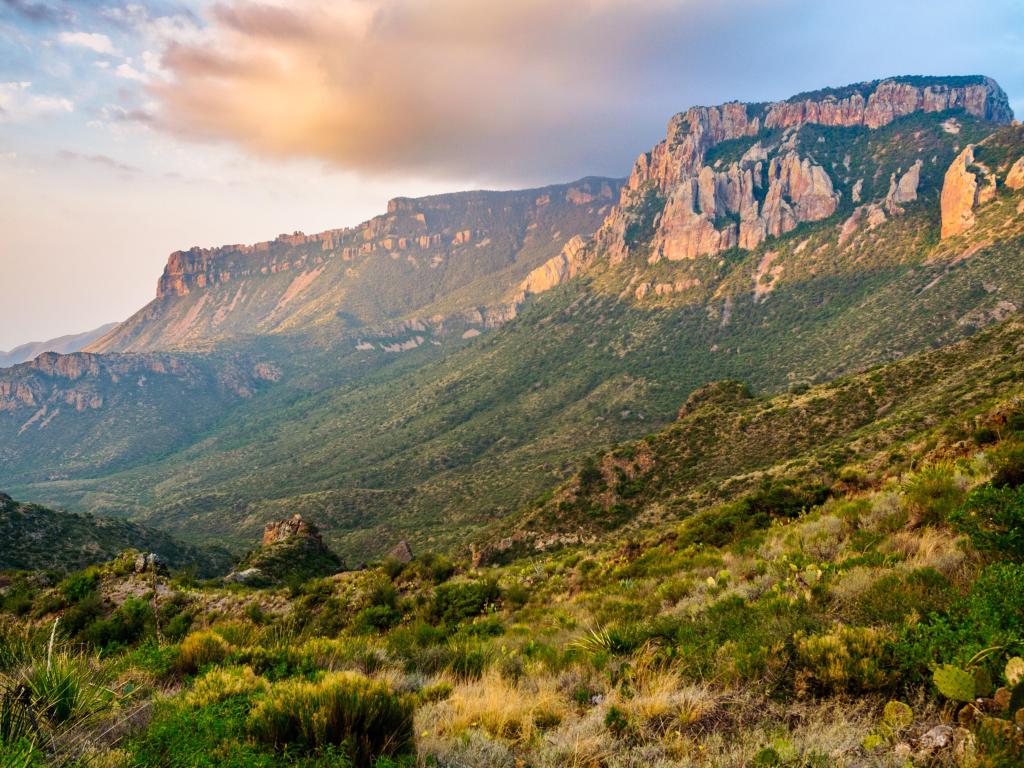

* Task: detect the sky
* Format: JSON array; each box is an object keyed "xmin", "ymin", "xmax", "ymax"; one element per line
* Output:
[{"xmin": 1, "ymin": 0, "xmax": 1022, "ymax": 351}]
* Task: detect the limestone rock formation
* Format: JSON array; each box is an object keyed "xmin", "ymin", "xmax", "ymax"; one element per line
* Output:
[
  {"xmin": 262, "ymin": 513, "xmax": 320, "ymax": 546},
  {"xmin": 886, "ymin": 159, "xmax": 923, "ymax": 212},
  {"xmin": 519, "ymin": 235, "xmax": 590, "ymax": 294},
  {"xmin": 94, "ymin": 177, "xmax": 621, "ymax": 354},
  {"xmin": 940, "ymin": 146, "xmax": 996, "ymax": 238},
  {"xmin": 1007, "ymin": 157, "xmax": 1024, "ymax": 191},
  {"xmin": 603, "ymin": 77, "xmax": 1010, "ymax": 265},
  {"xmin": 236, "ymin": 513, "xmax": 343, "ymax": 584}
]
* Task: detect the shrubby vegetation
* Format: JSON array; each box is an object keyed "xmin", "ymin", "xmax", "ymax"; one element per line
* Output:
[{"xmin": 4, "ymin": 350, "xmax": 1024, "ymax": 766}]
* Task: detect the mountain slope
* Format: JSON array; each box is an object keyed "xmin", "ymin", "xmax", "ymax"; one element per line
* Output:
[
  {"xmin": 487, "ymin": 311, "xmax": 1024, "ymax": 559},
  {"xmin": 89, "ymin": 178, "xmax": 621, "ymax": 353},
  {"xmin": 2, "ymin": 76, "xmax": 1022, "ymax": 562},
  {"xmin": 0, "ymin": 492, "xmax": 230, "ymax": 575},
  {"xmin": 0, "ymin": 323, "xmax": 118, "ymax": 368}
]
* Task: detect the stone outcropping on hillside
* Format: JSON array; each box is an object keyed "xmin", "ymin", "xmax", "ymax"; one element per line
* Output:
[
  {"xmin": 940, "ymin": 145, "xmax": 1005, "ymax": 238},
  {"xmin": 229, "ymin": 513, "xmax": 343, "ymax": 585},
  {"xmin": 599, "ymin": 77, "xmax": 1012, "ymax": 264},
  {"xmin": 0, "ymin": 352, "xmax": 278, "ymax": 419}
]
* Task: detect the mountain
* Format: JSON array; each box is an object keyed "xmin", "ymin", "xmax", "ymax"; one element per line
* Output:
[
  {"xmin": 0, "ymin": 322, "xmax": 118, "ymax": 368},
  {"xmin": 88, "ymin": 177, "xmax": 621, "ymax": 353},
  {"xmin": 484, "ymin": 311, "xmax": 1024, "ymax": 561},
  {"xmin": 0, "ymin": 492, "xmax": 231, "ymax": 575},
  {"xmin": 1, "ymin": 75, "xmax": 1022, "ymax": 562}
]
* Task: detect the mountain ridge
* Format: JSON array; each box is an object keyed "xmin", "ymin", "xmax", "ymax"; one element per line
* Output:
[{"xmin": 0, "ymin": 322, "xmax": 118, "ymax": 368}]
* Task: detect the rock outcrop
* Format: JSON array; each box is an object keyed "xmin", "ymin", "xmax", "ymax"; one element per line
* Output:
[
  {"xmin": 886, "ymin": 160, "xmax": 923, "ymax": 212},
  {"xmin": 93, "ymin": 178, "xmax": 621, "ymax": 353},
  {"xmin": 1006, "ymin": 157, "xmax": 1024, "ymax": 191},
  {"xmin": 234, "ymin": 513, "xmax": 343, "ymax": 584},
  {"xmin": 940, "ymin": 146, "xmax": 997, "ymax": 238},
  {"xmin": 388, "ymin": 540, "xmax": 414, "ymax": 563},
  {"xmin": 518, "ymin": 236, "xmax": 590, "ymax": 295},
  {"xmin": 601, "ymin": 76, "xmax": 1012, "ymax": 264}
]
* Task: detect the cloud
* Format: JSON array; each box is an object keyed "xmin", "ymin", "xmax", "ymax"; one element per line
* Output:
[
  {"xmin": 58, "ymin": 30, "xmax": 118, "ymax": 54},
  {"xmin": 0, "ymin": 81, "xmax": 73, "ymax": 122},
  {"xmin": 1, "ymin": 0, "xmax": 68, "ymax": 25},
  {"xmin": 149, "ymin": 0, "xmax": 783, "ymax": 181},
  {"xmin": 56, "ymin": 148, "xmax": 141, "ymax": 174},
  {"xmin": 115, "ymin": 62, "xmax": 147, "ymax": 81},
  {"xmin": 83, "ymin": 0, "xmax": 1024, "ymax": 184}
]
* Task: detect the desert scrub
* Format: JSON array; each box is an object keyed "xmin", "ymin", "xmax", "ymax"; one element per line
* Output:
[
  {"xmin": 185, "ymin": 665, "xmax": 269, "ymax": 707},
  {"xmin": 951, "ymin": 483, "xmax": 1024, "ymax": 560},
  {"xmin": 247, "ymin": 671, "xmax": 414, "ymax": 765},
  {"xmin": 794, "ymin": 625, "xmax": 897, "ymax": 695},
  {"xmin": 177, "ymin": 630, "xmax": 230, "ymax": 674},
  {"xmin": 421, "ymin": 671, "xmax": 565, "ymax": 747}
]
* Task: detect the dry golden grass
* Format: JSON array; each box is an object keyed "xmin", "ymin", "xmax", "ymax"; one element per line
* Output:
[{"xmin": 421, "ymin": 670, "xmax": 568, "ymax": 747}]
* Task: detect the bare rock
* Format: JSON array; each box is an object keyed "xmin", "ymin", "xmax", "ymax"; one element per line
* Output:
[
  {"xmin": 262, "ymin": 513, "xmax": 321, "ymax": 546},
  {"xmin": 919, "ymin": 725, "xmax": 954, "ymax": 750},
  {"xmin": 1007, "ymin": 157, "xmax": 1024, "ymax": 190},
  {"xmin": 388, "ymin": 541, "xmax": 414, "ymax": 563},
  {"xmin": 941, "ymin": 146, "xmax": 981, "ymax": 238}
]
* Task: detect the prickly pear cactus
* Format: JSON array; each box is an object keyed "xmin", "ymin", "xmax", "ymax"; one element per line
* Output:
[
  {"xmin": 934, "ymin": 665, "xmax": 976, "ymax": 703},
  {"xmin": 882, "ymin": 700, "xmax": 914, "ymax": 731},
  {"xmin": 1005, "ymin": 657, "xmax": 1024, "ymax": 687}
]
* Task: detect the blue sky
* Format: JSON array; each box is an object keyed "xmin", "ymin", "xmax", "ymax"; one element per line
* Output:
[{"xmin": 1, "ymin": 0, "xmax": 1022, "ymax": 350}]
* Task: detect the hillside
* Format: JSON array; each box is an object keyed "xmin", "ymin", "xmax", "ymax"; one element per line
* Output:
[
  {"xmin": 0, "ymin": 493, "xmax": 230, "ymax": 576},
  {"xmin": 3, "ymin": 309, "xmax": 1024, "ymax": 767},
  {"xmin": 0, "ymin": 323, "xmax": 118, "ymax": 368},
  {"xmin": 1, "ymin": 76, "xmax": 1022, "ymax": 562},
  {"xmin": 89, "ymin": 178, "xmax": 621, "ymax": 353},
  {"xmin": 487, "ymin": 312, "xmax": 1024, "ymax": 559}
]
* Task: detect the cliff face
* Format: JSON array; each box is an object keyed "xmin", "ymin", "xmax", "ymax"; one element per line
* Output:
[
  {"xmin": 92, "ymin": 178, "xmax": 621, "ymax": 353},
  {"xmin": 598, "ymin": 76, "xmax": 1012, "ymax": 266},
  {"xmin": 940, "ymin": 125, "xmax": 1024, "ymax": 239}
]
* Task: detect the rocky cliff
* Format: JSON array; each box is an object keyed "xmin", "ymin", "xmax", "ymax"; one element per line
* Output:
[
  {"xmin": 91, "ymin": 178, "xmax": 621, "ymax": 353},
  {"xmin": 941, "ymin": 126, "xmax": 1024, "ymax": 238},
  {"xmin": 596, "ymin": 76, "xmax": 1012, "ymax": 266}
]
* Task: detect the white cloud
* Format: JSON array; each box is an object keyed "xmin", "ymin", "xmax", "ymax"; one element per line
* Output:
[
  {"xmin": 0, "ymin": 82, "xmax": 74, "ymax": 123},
  {"xmin": 58, "ymin": 31, "xmax": 118, "ymax": 56},
  {"xmin": 116, "ymin": 62, "xmax": 147, "ymax": 82}
]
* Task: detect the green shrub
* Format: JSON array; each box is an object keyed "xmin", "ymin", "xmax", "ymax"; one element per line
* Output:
[
  {"xmin": 794, "ymin": 625, "xmax": 897, "ymax": 694},
  {"xmin": 849, "ymin": 568, "xmax": 953, "ymax": 625},
  {"xmin": 59, "ymin": 570, "xmax": 98, "ymax": 603},
  {"xmin": 83, "ymin": 596, "xmax": 155, "ymax": 649},
  {"xmin": 991, "ymin": 445, "xmax": 1024, "ymax": 488},
  {"xmin": 903, "ymin": 463, "xmax": 964, "ymax": 524},
  {"xmin": 22, "ymin": 652, "xmax": 111, "ymax": 725},
  {"xmin": 247, "ymin": 671, "xmax": 413, "ymax": 766},
  {"xmin": 897, "ymin": 563, "xmax": 1024, "ymax": 682},
  {"xmin": 177, "ymin": 630, "xmax": 230, "ymax": 674},
  {"xmin": 429, "ymin": 580, "xmax": 499, "ymax": 625},
  {"xmin": 952, "ymin": 484, "xmax": 1024, "ymax": 560}
]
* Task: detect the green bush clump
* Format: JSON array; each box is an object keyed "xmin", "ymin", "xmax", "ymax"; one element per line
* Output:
[
  {"xmin": 794, "ymin": 626, "xmax": 897, "ymax": 694},
  {"xmin": 247, "ymin": 671, "xmax": 414, "ymax": 766},
  {"xmin": 178, "ymin": 630, "xmax": 230, "ymax": 674},
  {"xmin": 902, "ymin": 463, "xmax": 964, "ymax": 525},
  {"xmin": 678, "ymin": 483, "xmax": 830, "ymax": 548},
  {"xmin": 897, "ymin": 563, "xmax": 1024, "ymax": 682},
  {"xmin": 82, "ymin": 596, "xmax": 155, "ymax": 650},
  {"xmin": 429, "ymin": 580, "xmax": 499, "ymax": 625},
  {"xmin": 991, "ymin": 444, "xmax": 1024, "ymax": 488},
  {"xmin": 848, "ymin": 568, "xmax": 953, "ymax": 625},
  {"xmin": 952, "ymin": 484, "xmax": 1024, "ymax": 560},
  {"xmin": 59, "ymin": 570, "xmax": 99, "ymax": 603}
]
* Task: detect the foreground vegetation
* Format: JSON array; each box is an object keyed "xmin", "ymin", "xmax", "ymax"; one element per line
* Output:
[{"xmin": 4, "ymin": 317, "xmax": 1024, "ymax": 766}]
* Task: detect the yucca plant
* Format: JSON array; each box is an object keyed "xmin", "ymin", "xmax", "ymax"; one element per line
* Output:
[{"xmin": 21, "ymin": 652, "xmax": 112, "ymax": 726}]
